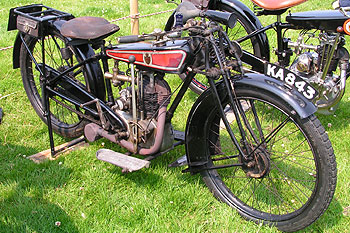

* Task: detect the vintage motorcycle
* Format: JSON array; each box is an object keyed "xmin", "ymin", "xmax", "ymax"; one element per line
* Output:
[
  {"xmin": 166, "ymin": 0, "xmax": 350, "ymax": 115},
  {"xmin": 8, "ymin": 1, "xmax": 336, "ymax": 231}
]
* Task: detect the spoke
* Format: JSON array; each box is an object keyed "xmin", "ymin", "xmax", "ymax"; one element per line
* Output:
[
  {"xmin": 45, "ymin": 39, "xmax": 60, "ymax": 68},
  {"xmin": 248, "ymin": 178, "xmax": 264, "ymax": 210},
  {"xmin": 264, "ymin": 175, "xmax": 297, "ymax": 213},
  {"xmin": 266, "ymin": 173, "xmax": 284, "ymax": 214},
  {"xmin": 270, "ymin": 159, "xmax": 315, "ymax": 193},
  {"xmin": 51, "ymin": 36, "xmax": 70, "ymax": 67},
  {"xmin": 229, "ymin": 166, "xmax": 240, "ymax": 189},
  {"xmin": 207, "ymin": 138, "xmax": 224, "ymax": 156},
  {"xmin": 272, "ymin": 153, "xmax": 316, "ymax": 172},
  {"xmin": 272, "ymin": 137, "xmax": 309, "ymax": 160},
  {"xmin": 236, "ymin": 100, "xmax": 261, "ymax": 145},
  {"xmin": 209, "ymin": 128, "xmax": 221, "ymax": 137},
  {"xmin": 265, "ymin": 176, "xmax": 315, "ymax": 183},
  {"xmin": 248, "ymin": 115, "xmax": 291, "ymax": 158},
  {"xmin": 269, "ymin": 128, "xmax": 300, "ymax": 146},
  {"xmin": 227, "ymin": 23, "xmax": 242, "ymax": 39},
  {"xmin": 270, "ymin": 140, "xmax": 316, "ymax": 172},
  {"xmin": 272, "ymin": 151, "xmax": 314, "ymax": 161},
  {"xmin": 236, "ymin": 177, "xmax": 254, "ymax": 197}
]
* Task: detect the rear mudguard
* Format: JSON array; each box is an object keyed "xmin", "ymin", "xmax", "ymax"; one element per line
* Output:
[
  {"xmin": 12, "ymin": 20, "xmax": 106, "ymax": 101},
  {"xmin": 12, "ymin": 32, "xmax": 22, "ymax": 69},
  {"xmin": 185, "ymin": 73, "xmax": 317, "ymax": 173},
  {"xmin": 164, "ymin": 0, "xmax": 270, "ymax": 60}
]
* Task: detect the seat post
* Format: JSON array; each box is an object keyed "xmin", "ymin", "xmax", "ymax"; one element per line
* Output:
[
  {"xmin": 100, "ymin": 42, "xmax": 115, "ymax": 104},
  {"xmin": 276, "ymin": 14, "xmax": 284, "ymax": 65}
]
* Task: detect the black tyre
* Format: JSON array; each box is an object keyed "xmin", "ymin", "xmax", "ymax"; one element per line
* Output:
[
  {"xmin": 182, "ymin": 13, "xmax": 264, "ymax": 94},
  {"xmin": 200, "ymin": 87, "xmax": 336, "ymax": 231},
  {"xmin": 20, "ymin": 32, "xmax": 90, "ymax": 138}
]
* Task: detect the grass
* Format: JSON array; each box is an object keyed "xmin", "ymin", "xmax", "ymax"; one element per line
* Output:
[{"xmin": 0, "ymin": 0, "xmax": 350, "ymax": 232}]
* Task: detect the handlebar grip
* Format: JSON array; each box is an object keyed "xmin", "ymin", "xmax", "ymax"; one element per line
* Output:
[{"xmin": 117, "ymin": 35, "xmax": 143, "ymax": 43}]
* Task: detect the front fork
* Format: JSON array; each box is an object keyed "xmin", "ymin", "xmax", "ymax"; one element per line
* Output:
[
  {"xmin": 205, "ymin": 37, "xmax": 251, "ymax": 160},
  {"xmin": 206, "ymin": 30, "xmax": 269, "ymax": 162}
]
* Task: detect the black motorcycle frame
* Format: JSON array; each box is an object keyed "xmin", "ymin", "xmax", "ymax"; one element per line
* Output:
[{"xmin": 8, "ymin": 3, "xmax": 316, "ymax": 167}]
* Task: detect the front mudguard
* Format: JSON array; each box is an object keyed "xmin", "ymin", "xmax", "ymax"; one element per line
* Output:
[{"xmin": 185, "ymin": 73, "xmax": 317, "ymax": 173}]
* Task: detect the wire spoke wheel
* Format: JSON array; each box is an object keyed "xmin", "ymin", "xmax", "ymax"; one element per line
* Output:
[{"xmin": 200, "ymin": 87, "xmax": 336, "ymax": 231}]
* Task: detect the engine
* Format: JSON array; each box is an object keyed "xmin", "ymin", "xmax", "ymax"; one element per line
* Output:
[
  {"xmin": 288, "ymin": 32, "xmax": 349, "ymax": 114},
  {"xmin": 111, "ymin": 71, "xmax": 173, "ymax": 154}
]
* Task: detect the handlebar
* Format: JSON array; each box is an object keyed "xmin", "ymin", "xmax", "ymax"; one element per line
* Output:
[
  {"xmin": 118, "ymin": 35, "xmax": 144, "ymax": 43},
  {"xmin": 118, "ymin": 34, "xmax": 157, "ymax": 43}
]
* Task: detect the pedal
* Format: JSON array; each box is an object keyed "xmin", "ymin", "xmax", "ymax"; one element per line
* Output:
[
  {"xmin": 96, "ymin": 149, "xmax": 150, "ymax": 173},
  {"xmin": 168, "ymin": 154, "xmax": 188, "ymax": 168},
  {"xmin": 173, "ymin": 130, "xmax": 185, "ymax": 141}
]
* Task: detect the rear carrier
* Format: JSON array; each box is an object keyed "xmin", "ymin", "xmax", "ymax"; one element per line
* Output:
[{"xmin": 8, "ymin": 4, "xmax": 74, "ymax": 38}]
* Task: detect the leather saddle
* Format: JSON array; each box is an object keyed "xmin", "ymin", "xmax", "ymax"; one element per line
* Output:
[
  {"xmin": 60, "ymin": 16, "xmax": 120, "ymax": 41},
  {"xmin": 252, "ymin": 0, "xmax": 307, "ymax": 10}
]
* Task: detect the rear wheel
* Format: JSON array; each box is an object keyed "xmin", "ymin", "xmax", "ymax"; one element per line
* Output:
[
  {"xmin": 200, "ymin": 87, "xmax": 336, "ymax": 231},
  {"xmin": 20, "ymin": 32, "xmax": 90, "ymax": 137}
]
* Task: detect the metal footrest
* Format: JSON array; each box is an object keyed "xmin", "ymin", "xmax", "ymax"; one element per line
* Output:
[{"xmin": 96, "ymin": 149, "xmax": 150, "ymax": 172}]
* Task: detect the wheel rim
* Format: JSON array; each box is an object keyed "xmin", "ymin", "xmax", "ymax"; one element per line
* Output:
[{"xmin": 206, "ymin": 97, "xmax": 318, "ymax": 221}]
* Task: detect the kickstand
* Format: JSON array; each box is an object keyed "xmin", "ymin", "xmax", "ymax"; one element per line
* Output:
[{"xmin": 40, "ymin": 36, "xmax": 56, "ymax": 157}]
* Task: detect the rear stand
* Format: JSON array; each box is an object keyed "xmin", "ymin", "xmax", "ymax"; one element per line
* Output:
[
  {"xmin": 19, "ymin": 34, "xmax": 86, "ymax": 162},
  {"xmin": 40, "ymin": 36, "xmax": 57, "ymax": 157}
]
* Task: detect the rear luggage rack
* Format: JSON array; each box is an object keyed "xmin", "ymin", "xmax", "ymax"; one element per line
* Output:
[{"xmin": 8, "ymin": 4, "xmax": 74, "ymax": 38}]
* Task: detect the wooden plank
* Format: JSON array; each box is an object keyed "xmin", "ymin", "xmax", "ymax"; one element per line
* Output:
[{"xmin": 28, "ymin": 136, "xmax": 88, "ymax": 163}]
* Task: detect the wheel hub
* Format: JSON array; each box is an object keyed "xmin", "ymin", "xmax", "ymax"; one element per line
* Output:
[{"xmin": 241, "ymin": 145, "xmax": 270, "ymax": 178}]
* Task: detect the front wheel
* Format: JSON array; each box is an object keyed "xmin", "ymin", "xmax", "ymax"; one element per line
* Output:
[{"xmin": 199, "ymin": 87, "xmax": 336, "ymax": 231}]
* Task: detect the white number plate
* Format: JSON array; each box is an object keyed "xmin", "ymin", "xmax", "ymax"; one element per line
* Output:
[{"xmin": 264, "ymin": 63, "xmax": 318, "ymax": 100}]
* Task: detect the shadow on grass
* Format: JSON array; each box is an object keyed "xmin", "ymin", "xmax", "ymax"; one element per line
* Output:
[
  {"xmin": 0, "ymin": 143, "xmax": 78, "ymax": 233},
  {"xmin": 100, "ymin": 139, "xmax": 345, "ymax": 232},
  {"xmin": 298, "ymin": 197, "xmax": 343, "ymax": 232}
]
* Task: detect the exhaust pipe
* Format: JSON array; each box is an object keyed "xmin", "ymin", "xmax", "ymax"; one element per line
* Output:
[{"xmin": 84, "ymin": 106, "xmax": 167, "ymax": 155}]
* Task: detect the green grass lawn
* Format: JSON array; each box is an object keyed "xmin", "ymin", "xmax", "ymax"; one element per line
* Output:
[{"xmin": 1, "ymin": 0, "xmax": 350, "ymax": 232}]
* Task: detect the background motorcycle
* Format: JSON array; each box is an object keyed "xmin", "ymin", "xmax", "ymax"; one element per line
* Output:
[
  {"xmin": 8, "ymin": 1, "xmax": 336, "ymax": 231},
  {"xmin": 167, "ymin": 0, "xmax": 350, "ymax": 115}
]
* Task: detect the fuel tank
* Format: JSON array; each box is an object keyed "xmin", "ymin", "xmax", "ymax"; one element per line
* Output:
[
  {"xmin": 106, "ymin": 40, "xmax": 192, "ymax": 74},
  {"xmin": 286, "ymin": 10, "xmax": 350, "ymax": 32}
]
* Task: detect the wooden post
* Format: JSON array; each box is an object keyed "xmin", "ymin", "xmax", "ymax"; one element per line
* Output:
[{"xmin": 130, "ymin": 0, "xmax": 139, "ymax": 35}]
